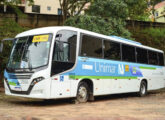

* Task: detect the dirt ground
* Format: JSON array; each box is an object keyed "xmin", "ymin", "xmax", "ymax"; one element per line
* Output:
[{"xmin": 0, "ymin": 88, "xmax": 165, "ymax": 120}]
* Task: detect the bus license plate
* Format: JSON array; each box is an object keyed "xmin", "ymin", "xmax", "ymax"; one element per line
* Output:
[{"xmin": 19, "ymin": 79, "xmax": 28, "ymax": 84}]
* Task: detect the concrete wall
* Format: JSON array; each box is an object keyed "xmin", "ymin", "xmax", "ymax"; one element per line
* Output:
[
  {"xmin": 25, "ymin": 0, "xmax": 60, "ymax": 15},
  {"xmin": 1, "ymin": 13, "xmax": 165, "ymax": 28},
  {"xmin": 155, "ymin": 16, "xmax": 165, "ymax": 23},
  {"xmin": 0, "ymin": 13, "xmax": 63, "ymax": 28},
  {"xmin": 154, "ymin": 1, "xmax": 165, "ymax": 23}
]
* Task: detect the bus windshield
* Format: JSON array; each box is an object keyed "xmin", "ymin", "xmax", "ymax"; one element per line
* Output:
[{"xmin": 7, "ymin": 34, "xmax": 52, "ymax": 70}]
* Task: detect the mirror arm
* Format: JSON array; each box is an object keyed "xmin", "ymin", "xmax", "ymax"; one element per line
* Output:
[{"xmin": 0, "ymin": 38, "xmax": 15, "ymax": 53}]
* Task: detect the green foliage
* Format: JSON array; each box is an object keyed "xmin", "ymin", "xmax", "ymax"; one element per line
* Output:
[
  {"xmin": 131, "ymin": 27, "xmax": 165, "ymax": 52},
  {"xmin": 0, "ymin": 19, "xmax": 29, "ymax": 81},
  {"xmin": 0, "ymin": 0, "xmax": 34, "ymax": 6},
  {"xmin": 0, "ymin": 0, "xmax": 34, "ymax": 17},
  {"xmin": 65, "ymin": 15, "xmax": 131, "ymax": 39},
  {"xmin": 87, "ymin": 0, "xmax": 128, "ymax": 20},
  {"xmin": 124, "ymin": 0, "xmax": 150, "ymax": 21},
  {"xmin": 65, "ymin": 0, "xmax": 132, "ymax": 39},
  {"xmin": 150, "ymin": 0, "xmax": 163, "ymax": 7},
  {"xmin": 59, "ymin": 0, "xmax": 91, "ymax": 23}
]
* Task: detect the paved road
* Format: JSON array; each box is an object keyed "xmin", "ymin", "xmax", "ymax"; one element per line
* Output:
[{"xmin": 0, "ymin": 88, "xmax": 165, "ymax": 120}]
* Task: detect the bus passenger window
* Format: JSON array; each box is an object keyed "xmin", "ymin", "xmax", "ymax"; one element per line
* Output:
[
  {"xmin": 136, "ymin": 48, "xmax": 148, "ymax": 64},
  {"xmin": 104, "ymin": 40, "xmax": 121, "ymax": 60},
  {"xmin": 158, "ymin": 53, "xmax": 164, "ymax": 66},
  {"xmin": 148, "ymin": 51, "xmax": 158, "ymax": 65},
  {"xmin": 81, "ymin": 34, "xmax": 103, "ymax": 58},
  {"xmin": 122, "ymin": 44, "xmax": 136, "ymax": 62}
]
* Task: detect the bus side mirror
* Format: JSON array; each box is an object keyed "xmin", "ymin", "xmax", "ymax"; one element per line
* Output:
[
  {"xmin": 59, "ymin": 41, "xmax": 64, "ymax": 52},
  {"xmin": 0, "ymin": 38, "xmax": 15, "ymax": 53}
]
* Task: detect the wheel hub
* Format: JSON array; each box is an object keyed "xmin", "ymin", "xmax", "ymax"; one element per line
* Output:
[{"xmin": 78, "ymin": 86, "xmax": 87, "ymax": 100}]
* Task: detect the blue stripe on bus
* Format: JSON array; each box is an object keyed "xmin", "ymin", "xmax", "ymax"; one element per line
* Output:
[
  {"xmin": 63, "ymin": 57, "xmax": 162, "ymax": 78},
  {"xmin": 4, "ymin": 70, "xmax": 20, "ymax": 86}
]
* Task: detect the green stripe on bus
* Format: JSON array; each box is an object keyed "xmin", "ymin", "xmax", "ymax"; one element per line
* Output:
[
  {"xmin": 8, "ymin": 82, "xmax": 17, "ymax": 86},
  {"xmin": 69, "ymin": 75, "xmax": 137, "ymax": 79},
  {"xmin": 139, "ymin": 66, "xmax": 156, "ymax": 70}
]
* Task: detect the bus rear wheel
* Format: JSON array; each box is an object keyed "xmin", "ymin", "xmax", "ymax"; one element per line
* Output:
[
  {"xmin": 139, "ymin": 81, "xmax": 147, "ymax": 97},
  {"xmin": 76, "ymin": 82, "xmax": 89, "ymax": 103}
]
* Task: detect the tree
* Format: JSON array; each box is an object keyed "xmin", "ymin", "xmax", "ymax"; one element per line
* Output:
[
  {"xmin": 124, "ymin": 0, "xmax": 150, "ymax": 21},
  {"xmin": 0, "ymin": 18, "xmax": 29, "ymax": 83},
  {"xmin": 87, "ymin": 0, "xmax": 128, "ymax": 20},
  {"xmin": 0, "ymin": 0, "xmax": 34, "ymax": 17},
  {"xmin": 65, "ymin": 0, "xmax": 132, "ymax": 39},
  {"xmin": 0, "ymin": 0, "xmax": 34, "ymax": 5},
  {"xmin": 65, "ymin": 15, "xmax": 131, "ymax": 38},
  {"xmin": 149, "ymin": 0, "xmax": 163, "ymax": 7},
  {"xmin": 59, "ymin": 0, "xmax": 91, "ymax": 24}
]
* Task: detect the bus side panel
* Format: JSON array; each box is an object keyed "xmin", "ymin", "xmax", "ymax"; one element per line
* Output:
[
  {"xmin": 50, "ymin": 57, "xmax": 165, "ymax": 99},
  {"xmin": 141, "ymin": 68, "xmax": 165, "ymax": 90},
  {"xmin": 93, "ymin": 78, "xmax": 140, "ymax": 96},
  {"xmin": 117, "ymin": 79, "xmax": 140, "ymax": 93},
  {"xmin": 50, "ymin": 75, "xmax": 71, "ymax": 99}
]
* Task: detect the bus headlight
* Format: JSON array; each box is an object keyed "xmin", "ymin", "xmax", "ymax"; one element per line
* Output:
[{"xmin": 31, "ymin": 77, "xmax": 45, "ymax": 85}]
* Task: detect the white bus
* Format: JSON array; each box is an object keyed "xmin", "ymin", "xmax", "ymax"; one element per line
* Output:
[{"xmin": 2, "ymin": 26, "xmax": 165, "ymax": 103}]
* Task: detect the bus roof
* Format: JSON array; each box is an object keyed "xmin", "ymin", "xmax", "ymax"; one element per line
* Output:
[
  {"xmin": 16, "ymin": 26, "xmax": 164, "ymax": 53},
  {"xmin": 110, "ymin": 36, "xmax": 142, "ymax": 45}
]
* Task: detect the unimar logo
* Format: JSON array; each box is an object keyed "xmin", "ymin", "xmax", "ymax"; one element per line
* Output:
[{"xmin": 118, "ymin": 64, "xmax": 124, "ymax": 75}]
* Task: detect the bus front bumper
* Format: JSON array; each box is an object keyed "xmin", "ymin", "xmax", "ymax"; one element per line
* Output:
[{"xmin": 4, "ymin": 79, "xmax": 51, "ymax": 99}]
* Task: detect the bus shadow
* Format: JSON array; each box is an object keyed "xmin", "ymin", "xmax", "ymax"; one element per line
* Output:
[
  {"xmin": 8, "ymin": 89, "xmax": 165, "ymax": 107},
  {"xmin": 8, "ymin": 98, "xmax": 73, "ymax": 107},
  {"xmin": 94, "ymin": 93, "xmax": 138, "ymax": 102},
  {"xmin": 9, "ymin": 93, "xmax": 138, "ymax": 107}
]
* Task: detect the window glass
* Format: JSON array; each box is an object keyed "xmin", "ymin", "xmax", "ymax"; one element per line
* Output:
[
  {"xmin": 158, "ymin": 53, "xmax": 164, "ymax": 66},
  {"xmin": 136, "ymin": 48, "xmax": 148, "ymax": 64},
  {"xmin": 32, "ymin": 5, "xmax": 40, "ymax": 13},
  {"xmin": 122, "ymin": 44, "xmax": 135, "ymax": 62},
  {"xmin": 53, "ymin": 42, "xmax": 69, "ymax": 62},
  {"xmin": 7, "ymin": 34, "xmax": 52, "ymax": 69},
  {"xmin": 148, "ymin": 51, "xmax": 158, "ymax": 65},
  {"xmin": 51, "ymin": 30, "xmax": 77, "ymax": 76},
  {"xmin": 47, "ymin": 6, "xmax": 51, "ymax": 11},
  {"xmin": 58, "ymin": 8, "xmax": 62, "ymax": 15},
  {"xmin": 81, "ymin": 34, "xmax": 102, "ymax": 58},
  {"xmin": 104, "ymin": 40, "xmax": 121, "ymax": 60}
]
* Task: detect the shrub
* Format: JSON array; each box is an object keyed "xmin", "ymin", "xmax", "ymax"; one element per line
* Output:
[
  {"xmin": 0, "ymin": 19, "xmax": 29, "ymax": 84},
  {"xmin": 131, "ymin": 27, "xmax": 165, "ymax": 52}
]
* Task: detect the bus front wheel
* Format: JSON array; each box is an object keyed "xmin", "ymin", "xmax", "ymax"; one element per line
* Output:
[
  {"xmin": 139, "ymin": 81, "xmax": 147, "ymax": 97},
  {"xmin": 76, "ymin": 82, "xmax": 89, "ymax": 103}
]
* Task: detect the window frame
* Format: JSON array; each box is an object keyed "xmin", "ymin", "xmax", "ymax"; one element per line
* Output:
[
  {"xmin": 79, "ymin": 33, "xmax": 104, "ymax": 59},
  {"xmin": 32, "ymin": 5, "xmax": 40, "ymax": 13},
  {"xmin": 121, "ymin": 43, "xmax": 136, "ymax": 63},
  {"xmin": 79, "ymin": 33, "xmax": 164, "ymax": 66},
  {"xmin": 158, "ymin": 52, "xmax": 165, "ymax": 66},
  {"xmin": 148, "ymin": 50, "xmax": 159, "ymax": 65},
  {"xmin": 103, "ymin": 39, "xmax": 122, "ymax": 61},
  {"xmin": 51, "ymin": 29, "xmax": 78, "ymax": 76},
  {"xmin": 136, "ymin": 47, "xmax": 149, "ymax": 64}
]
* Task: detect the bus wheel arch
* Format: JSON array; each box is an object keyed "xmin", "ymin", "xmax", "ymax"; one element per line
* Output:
[
  {"xmin": 139, "ymin": 79, "xmax": 148, "ymax": 97},
  {"xmin": 76, "ymin": 79, "xmax": 94, "ymax": 103}
]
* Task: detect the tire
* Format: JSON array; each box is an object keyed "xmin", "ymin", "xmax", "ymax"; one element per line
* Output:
[
  {"xmin": 139, "ymin": 81, "xmax": 147, "ymax": 97},
  {"xmin": 76, "ymin": 82, "xmax": 89, "ymax": 103}
]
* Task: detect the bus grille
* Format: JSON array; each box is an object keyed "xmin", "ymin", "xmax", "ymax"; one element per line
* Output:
[{"xmin": 8, "ymin": 74, "xmax": 32, "ymax": 79}]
